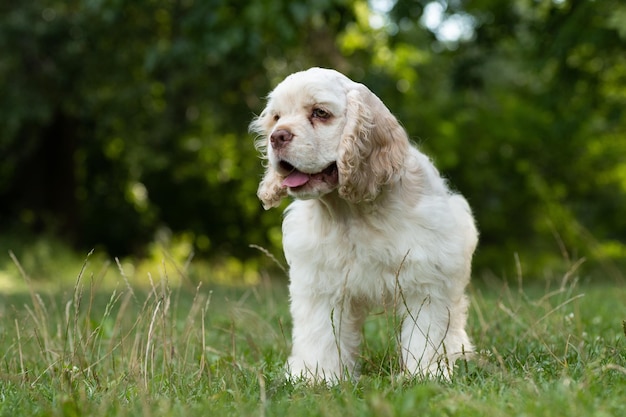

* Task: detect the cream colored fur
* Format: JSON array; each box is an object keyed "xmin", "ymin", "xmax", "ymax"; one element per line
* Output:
[{"xmin": 250, "ymin": 67, "xmax": 478, "ymax": 383}]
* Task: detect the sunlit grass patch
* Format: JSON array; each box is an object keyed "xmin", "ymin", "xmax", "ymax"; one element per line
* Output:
[
  {"xmin": 0, "ymin": 233, "xmax": 276, "ymax": 294},
  {"xmin": 0, "ymin": 249, "xmax": 624, "ymax": 416}
]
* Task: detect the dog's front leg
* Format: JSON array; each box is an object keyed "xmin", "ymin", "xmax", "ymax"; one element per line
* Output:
[
  {"xmin": 399, "ymin": 294, "xmax": 472, "ymax": 379},
  {"xmin": 287, "ymin": 291, "xmax": 366, "ymax": 384}
]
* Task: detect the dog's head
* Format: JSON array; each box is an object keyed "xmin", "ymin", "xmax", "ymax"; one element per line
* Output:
[{"xmin": 250, "ymin": 67, "xmax": 409, "ymax": 209}]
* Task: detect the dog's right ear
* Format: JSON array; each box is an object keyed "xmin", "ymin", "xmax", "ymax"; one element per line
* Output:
[
  {"xmin": 257, "ymin": 168, "xmax": 287, "ymax": 209},
  {"xmin": 249, "ymin": 110, "xmax": 288, "ymax": 210},
  {"xmin": 249, "ymin": 109, "xmax": 270, "ymax": 153}
]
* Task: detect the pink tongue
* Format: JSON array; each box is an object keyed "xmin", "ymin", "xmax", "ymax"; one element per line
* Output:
[{"xmin": 282, "ymin": 171, "xmax": 310, "ymax": 188}]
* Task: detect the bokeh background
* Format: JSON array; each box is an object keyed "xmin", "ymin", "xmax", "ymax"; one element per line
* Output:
[{"xmin": 1, "ymin": 0, "xmax": 625, "ymax": 286}]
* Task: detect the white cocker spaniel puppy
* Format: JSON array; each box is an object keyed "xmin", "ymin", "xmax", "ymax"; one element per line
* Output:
[{"xmin": 250, "ymin": 67, "xmax": 478, "ymax": 382}]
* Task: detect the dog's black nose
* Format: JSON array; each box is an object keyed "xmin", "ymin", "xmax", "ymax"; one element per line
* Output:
[{"xmin": 270, "ymin": 129, "xmax": 293, "ymax": 149}]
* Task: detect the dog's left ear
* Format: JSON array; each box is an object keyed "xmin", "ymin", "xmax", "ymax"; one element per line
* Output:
[{"xmin": 338, "ymin": 84, "xmax": 409, "ymax": 203}]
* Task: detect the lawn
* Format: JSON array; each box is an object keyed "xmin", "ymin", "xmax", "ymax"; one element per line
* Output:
[{"xmin": 0, "ymin": 254, "xmax": 624, "ymax": 417}]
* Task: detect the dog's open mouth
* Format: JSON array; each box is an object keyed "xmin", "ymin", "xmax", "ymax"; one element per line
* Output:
[{"xmin": 280, "ymin": 161, "xmax": 338, "ymax": 189}]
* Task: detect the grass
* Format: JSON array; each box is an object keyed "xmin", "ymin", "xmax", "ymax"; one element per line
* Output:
[{"xmin": 0, "ymin": 251, "xmax": 625, "ymax": 417}]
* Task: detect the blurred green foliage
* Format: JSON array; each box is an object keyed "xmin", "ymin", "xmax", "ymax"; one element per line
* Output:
[{"xmin": 1, "ymin": 0, "xmax": 625, "ymax": 278}]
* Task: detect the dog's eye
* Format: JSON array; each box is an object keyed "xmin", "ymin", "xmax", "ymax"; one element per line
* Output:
[
  {"xmin": 312, "ymin": 108, "xmax": 330, "ymax": 119},
  {"xmin": 273, "ymin": 114, "xmax": 280, "ymax": 122}
]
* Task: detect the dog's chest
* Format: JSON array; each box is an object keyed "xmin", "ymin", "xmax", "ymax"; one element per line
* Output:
[{"xmin": 282, "ymin": 203, "xmax": 419, "ymax": 298}]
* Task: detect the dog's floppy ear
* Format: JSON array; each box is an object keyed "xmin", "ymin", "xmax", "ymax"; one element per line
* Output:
[
  {"xmin": 338, "ymin": 84, "xmax": 409, "ymax": 203},
  {"xmin": 257, "ymin": 167, "xmax": 287, "ymax": 209},
  {"xmin": 249, "ymin": 111, "xmax": 288, "ymax": 210}
]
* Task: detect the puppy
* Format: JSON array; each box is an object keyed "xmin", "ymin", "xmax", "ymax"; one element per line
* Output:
[{"xmin": 250, "ymin": 67, "xmax": 478, "ymax": 382}]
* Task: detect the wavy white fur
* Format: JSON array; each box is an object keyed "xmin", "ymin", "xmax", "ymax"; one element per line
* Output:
[{"xmin": 250, "ymin": 67, "xmax": 478, "ymax": 383}]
